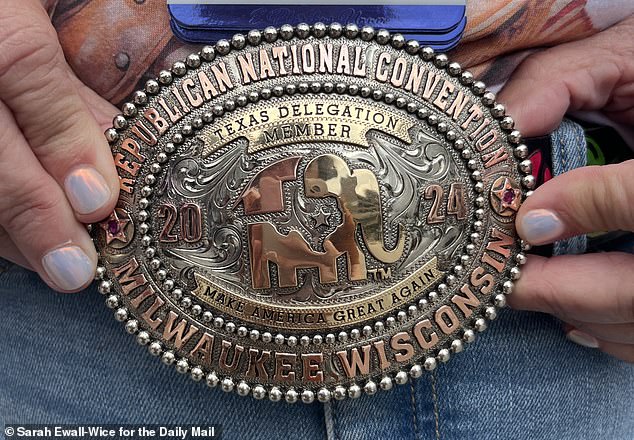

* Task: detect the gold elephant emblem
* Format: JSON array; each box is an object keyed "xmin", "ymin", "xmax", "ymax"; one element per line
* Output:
[{"xmin": 243, "ymin": 155, "xmax": 406, "ymax": 289}]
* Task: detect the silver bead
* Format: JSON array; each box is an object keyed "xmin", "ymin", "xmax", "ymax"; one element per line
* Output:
[
  {"xmin": 285, "ymin": 388, "xmax": 299, "ymax": 403},
  {"xmin": 391, "ymin": 34, "xmax": 405, "ymax": 49},
  {"xmin": 494, "ymin": 294, "xmax": 507, "ymax": 308},
  {"xmin": 434, "ymin": 54, "xmax": 448, "ymax": 67},
  {"xmin": 237, "ymin": 381, "xmax": 250, "ymax": 396},
  {"xmin": 301, "ymin": 389, "xmax": 315, "ymax": 404},
  {"xmin": 263, "ymin": 26, "xmax": 278, "ymax": 43},
  {"xmin": 175, "ymin": 359, "xmax": 189, "ymax": 374},
  {"xmin": 360, "ymin": 25, "xmax": 375, "ymax": 41},
  {"xmin": 172, "ymin": 61, "xmax": 187, "ymax": 76},
  {"xmin": 424, "ymin": 357, "xmax": 438, "ymax": 371},
  {"xmin": 405, "ymin": 39, "xmax": 420, "ymax": 54},
  {"xmin": 329, "ymin": 22, "xmax": 343, "ymax": 38},
  {"xmin": 231, "ymin": 34, "xmax": 246, "ymax": 49},
  {"xmin": 145, "ymin": 79, "xmax": 159, "ymax": 94},
  {"xmin": 98, "ymin": 280, "xmax": 112, "ymax": 295},
  {"xmin": 215, "ymin": 39, "xmax": 231, "ymax": 55},
  {"xmin": 237, "ymin": 326, "xmax": 248, "ymax": 337},
  {"xmin": 344, "ymin": 23, "xmax": 359, "ymax": 39},
  {"xmin": 348, "ymin": 384, "xmax": 362, "ymax": 399},
  {"xmin": 420, "ymin": 46, "xmax": 435, "ymax": 61},
  {"xmin": 376, "ymin": 29, "xmax": 390, "ymax": 44},
  {"xmin": 206, "ymin": 372, "xmax": 219, "ymax": 387},
  {"xmin": 221, "ymin": 378, "xmax": 234, "ymax": 393},
  {"xmin": 448, "ymin": 62, "xmax": 462, "ymax": 75},
  {"xmin": 287, "ymin": 335, "xmax": 298, "ymax": 347},
  {"xmin": 491, "ymin": 103, "xmax": 506, "ymax": 118},
  {"xmin": 485, "ymin": 307, "xmax": 498, "ymax": 320},
  {"xmin": 279, "ymin": 24, "xmax": 294, "ymax": 40},
  {"xmin": 451, "ymin": 339, "xmax": 464, "ymax": 353},
  {"xmin": 296, "ymin": 23, "xmax": 310, "ymax": 39},
  {"xmin": 410, "ymin": 364, "xmax": 423, "ymax": 378},
  {"xmin": 104, "ymin": 128, "xmax": 118, "ymax": 143},
  {"xmin": 190, "ymin": 367, "xmax": 205, "ymax": 382},
  {"xmin": 508, "ymin": 130, "xmax": 522, "ymax": 144},
  {"xmin": 437, "ymin": 349, "xmax": 451, "ymax": 363},
  {"xmin": 463, "ymin": 329, "xmax": 476, "ymax": 343},
  {"xmin": 261, "ymin": 332, "xmax": 272, "ymax": 343},
  {"xmin": 395, "ymin": 371, "xmax": 409, "ymax": 385},
  {"xmin": 200, "ymin": 46, "xmax": 215, "ymax": 61},
  {"xmin": 185, "ymin": 53, "xmax": 201, "ymax": 68},
  {"xmin": 503, "ymin": 280, "xmax": 515, "ymax": 294},
  {"xmin": 269, "ymin": 387, "xmax": 282, "ymax": 402},
  {"xmin": 333, "ymin": 386, "xmax": 347, "ymax": 400},
  {"xmin": 158, "ymin": 70, "xmax": 173, "ymax": 85},
  {"xmin": 472, "ymin": 81, "xmax": 486, "ymax": 95},
  {"xmin": 312, "ymin": 22, "xmax": 327, "ymax": 38},
  {"xmin": 317, "ymin": 388, "xmax": 331, "ymax": 403},
  {"xmin": 253, "ymin": 385, "xmax": 266, "ymax": 400},
  {"xmin": 247, "ymin": 29, "xmax": 261, "ymax": 45},
  {"xmin": 380, "ymin": 376, "xmax": 393, "ymax": 391},
  {"xmin": 501, "ymin": 116, "xmax": 515, "ymax": 130},
  {"xmin": 161, "ymin": 351, "xmax": 175, "ymax": 365},
  {"xmin": 148, "ymin": 341, "xmax": 162, "ymax": 356},
  {"xmin": 136, "ymin": 331, "xmax": 150, "ymax": 345},
  {"xmin": 105, "ymin": 295, "xmax": 119, "ymax": 309},
  {"xmin": 275, "ymin": 334, "xmax": 285, "ymax": 345},
  {"xmin": 364, "ymin": 381, "xmax": 378, "ymax": 395},
  {"xmin": 114, "ymin": 307, "xmax": 128, "ymax": 322},
  {"xmin": 460, "ymin": 71, "xmax": 474, "ymax": 85},
  {"xmin": 474, "ymin": 318, "xmax": 488, "ymax": 332},
  {"xmin": 125, "ymin": 319, "xmax": 138, "ymax": 334}
]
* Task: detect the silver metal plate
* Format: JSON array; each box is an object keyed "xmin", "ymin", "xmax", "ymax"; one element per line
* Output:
[{"xmin": 95, "ymin": 23, "xmax": 532, "ymax": 404}]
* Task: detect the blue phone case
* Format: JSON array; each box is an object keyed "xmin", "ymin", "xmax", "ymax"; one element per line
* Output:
[{"xmin": 168, "ymin": 3, "xmax": 466, "ymax": 51}]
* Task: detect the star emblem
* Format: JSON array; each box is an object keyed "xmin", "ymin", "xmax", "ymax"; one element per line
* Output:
[
  {"xmin": 491, "ymin": 177, "xmax": 521, "ymax": 216},
  {"xmin": 313, "ymin": 207, "xmax": 331, "ymax": 228},
  {"xmin": 99, "ymin": 209, "xmax": 131, "ymax": 245}
]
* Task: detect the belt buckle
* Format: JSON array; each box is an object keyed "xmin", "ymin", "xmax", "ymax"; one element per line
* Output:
[{"xmin": 95, "ymin": 23, "xmax": 532, "ymax": 403}]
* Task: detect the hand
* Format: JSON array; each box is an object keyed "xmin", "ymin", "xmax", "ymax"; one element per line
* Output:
[
  {"xmin": 498, "ymin": 15, "xmax": 634, "ymax": 362},
  {"xmin": 0, "ymin": 0, "xmax": 119, "ymax": 292}
]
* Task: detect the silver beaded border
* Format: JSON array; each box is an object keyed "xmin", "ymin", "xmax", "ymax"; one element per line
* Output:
[{"xmin": 97, "ymin": 22, "xmax": 532, "ymax": 403}]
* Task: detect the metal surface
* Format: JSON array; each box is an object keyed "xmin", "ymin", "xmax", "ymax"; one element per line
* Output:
[{"xmin": 96, "ymin": 23, "xmax": 531, "ymax": 403}]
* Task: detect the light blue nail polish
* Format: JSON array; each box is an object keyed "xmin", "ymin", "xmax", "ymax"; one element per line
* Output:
[
  {"xmin": 64, "ymin": 166, "xmax": 111, "ymax": 214},
  {"xmin": 520, "ymin": 209, "xmax": 565, "ymax": 245},
  {"xmin": 42, "ymin": 246, "xmax": 93, "ymax": 291}
]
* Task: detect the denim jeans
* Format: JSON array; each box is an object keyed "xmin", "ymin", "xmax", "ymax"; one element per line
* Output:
[{"xmin": 1, "ymin": 121, "xmax": 633, "ymax": 440}]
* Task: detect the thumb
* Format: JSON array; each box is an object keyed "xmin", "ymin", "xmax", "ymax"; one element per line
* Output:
[
  {"xmin": 0, "ymin": 0, "xmax": 119, "ymax": 223},
  {"xmin": 515, "ymin": 160, "xmax": 634, "ymax": 246},
  {"xmin": 497, "ymin": 15, "xmax": 634, "ymax": 136}
]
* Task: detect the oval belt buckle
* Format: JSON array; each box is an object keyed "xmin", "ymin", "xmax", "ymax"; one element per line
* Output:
[{"xmin": 96, "ymin": 23, "xmax": 533, "ymax": 403}]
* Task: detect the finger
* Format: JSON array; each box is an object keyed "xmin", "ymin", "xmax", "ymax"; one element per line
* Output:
[
  {"xmin": 0, "ymin": 0, "xmax": 119, "ymax": 223},
  {"xmin": 595, "ymin": 340, "xmax": 634, "ymax": 364},
  {"xmin": 566, "ymin": 329, "xmax": 634, "ymax": 364},
  {"xmin": 566, "ymin": 323, "xmax": 634, "ymax": 345},
  {"xmin": 0, "ymin": 100, "xmax": 96, "ymax": 292},
  {"xmin": 514, "ymin": 160, "xmax": 634, "ymax": 245},
  {"xmin": 498, "ymin": 15, "xmax": 634, "ymax": 136},
  {"xmin": 0, "ymin": 226, "xmax": 33, "ymax": 270},
  {"xmin": 508, "ymin": 254, "xmax": 634, "ymax": 324}
]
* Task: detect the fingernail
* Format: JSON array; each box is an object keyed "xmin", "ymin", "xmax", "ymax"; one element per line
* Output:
[
  {"xmin": 64, "ymin": 166, "xmax": 111, "ymax": 214},
  {"xmin": 566, "ymin": 329, "xmax": 600, "ymax": 349},
  {"xmin": 42, "ymin": 245, "xmax": 94, "ymax": 291},
  {"xmin": 519, "ymin": 209, "xmax": 565, "ymax": 245}
]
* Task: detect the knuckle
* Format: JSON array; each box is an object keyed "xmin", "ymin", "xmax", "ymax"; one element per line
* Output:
[
  {"xmin": 0, "ymin": 23, "xmax": 61, "ymax": 81},
  {"xmin": 0, "ymin": 180, "xmax": 66, "ymax": 236}
]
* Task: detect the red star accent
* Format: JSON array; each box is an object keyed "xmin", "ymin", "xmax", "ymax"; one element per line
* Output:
[
  {"xmin": 99, "ymin": 210, "xmax": 131, "ymax": 245},
  {"xmin": 493, "ymin": 178, "xmax": 521, "ymax": 213}
]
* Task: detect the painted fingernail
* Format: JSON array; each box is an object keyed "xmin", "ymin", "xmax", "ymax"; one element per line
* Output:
[
  {"xmin": 64, "ymin": 166, "xmax": 111, "ymax": 214},
  {"xmin": 566, "ymin": 329, "xmax": 599, "ymax": 349},
  {"xmin": 42, "ymin": 245, "xmax": 94, "ymax": 291},
  {"xmin": 519, "ymin": 209, "xmax": 565, "ymax": 245}
]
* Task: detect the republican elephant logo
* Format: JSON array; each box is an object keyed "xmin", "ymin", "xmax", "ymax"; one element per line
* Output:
[{"xmin": 241, "ymin": 154, "xmax": 406, "ymax": 289}]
